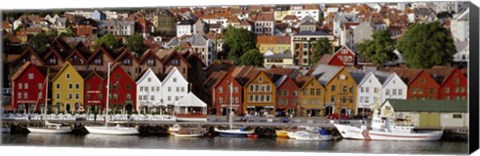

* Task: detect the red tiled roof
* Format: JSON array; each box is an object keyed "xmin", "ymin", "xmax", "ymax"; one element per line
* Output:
[
  {"xmin": 256, "ymin": 36, "xmax": 291, "ymax": 44},
  {"xmin": 255, "ymin": 12, "xmax": 274, "ymax": 21}
]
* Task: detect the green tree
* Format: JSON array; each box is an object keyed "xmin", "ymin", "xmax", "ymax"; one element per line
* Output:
[
  {"xmin": 356, "ymin": 30, "xmax": 397, "ymax": 65},
  {"xmin": 239, "ymin": 49, "xmax": 264, "ymax": 67},
  {"xmin": 27, "ymin": 31, "xmax": 56, "ymax": 51},
  {"xmin": 311, "ymin": 37, "xmax": 332, "ymax": 66},
  {"xmin": 59, "ymin": 28, "xmax": 75, "ymax": 37},
  {"xmin": 125, "ymin": 34, "xmax": 148, "ymax": 54},
  {"xmin": 397, "ymin": 22, "xmax": 456, "ymax": 68},
  {"xmin": 94, "ymin": 34, "xmax": 121, "ymax": 50},
  {"xmin": 222, "ymin": 26, "xmax": 257, "ymax": 64}
]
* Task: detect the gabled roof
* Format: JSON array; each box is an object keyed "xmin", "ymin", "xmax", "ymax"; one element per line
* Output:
[
  {"xmin": 333, "ymin": 45, "xmax": 355, "ymax": 55},
  {"xmin": 317, "ymin": 54, "xmax": 344, "ymax": 66},
  {"xmin": 65, "ymin": 46, "xmax": 88, "ymax": 63},
  {"xmin": 13, "ymin": 47, "xmax": 46, "ymax": 66},
  {"xmin": 138, "ymin": 48, "xmax": 164, "ymax": 65},
  {"xmin": 162, "ymin": 67, "xmax": 187, "ymax": 84},
  {"xmin": 136, "ymin": 68, "xmax": 161, "ymax": 83},
  {"xmin": 84, "ymin": 70, "xmax": 106, "ymax": 80},
  {"xmin": 87, "ymin": 44, "xmax": 115, "ymax": 63},
  {"xmin": 11, "ymin": 61, "xmax": 35, "ymax": 81},
  {"xmin": 254, "ymin": 12, "xmax": 274, "ymax": 21},
  {"xmin": 52, "ymin": 62, "xmax": 78, "ymax": 81},
  {"xmin": 161, "ymin": 50, "xmax": 191, "ymax": 68},
  {"xmin": 295, "ymin": 75, "xmax": 317, "ymax": 90},
  {"xmin": 426, "ymin": 66, "xmax": 457, "ymax": 85},
  {"xmin": 114, "ymin": 48, "xmax": 140, "ymax": 64},
  {"xmin": 384, "ymin": 99, "xmax": 467, "ymax": 113},
  {"xmin": 210, "ymin": 71, "xmax": 230, "ymax": 89},
  {"xmin": 308, "ymin": 64, "xmax": 343, "ymax": 85},
  {"xmin": 42, "ymin": 46, "xmax": 65, "ymax": 63},
  {"xmin": 175, "ymin": 92, "xmax": 207, "ymax": 107},
  {"xmin": 347, "ymin": 69, "xmax": 367, "ymax": 84},
  {"xmin": 232, "ymin": 66, "xmax": 260, "ymax": 86},
  {"xmin": 407, "ymin": 69, "xmax": 438, "ymax": 86}
]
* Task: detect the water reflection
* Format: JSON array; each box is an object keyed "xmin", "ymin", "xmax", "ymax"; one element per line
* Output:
[{"xmin": 1, "ymin": 133, "xmax": 468, "ymax": 154}]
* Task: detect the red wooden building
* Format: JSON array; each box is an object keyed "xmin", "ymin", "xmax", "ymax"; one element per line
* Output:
[
  {"xmin": 11, "ymin": 62, "xmax": 47, "ymax": 112},
  {"xmin": 332, "ymin": 46, "xmax": 355, "ymax": 66},
  {"xmin": 317, "ymin": 54, "xmax": 345, "ymax": 66},
  {"xmin": 212, "ymin": 71, "xmax": 243, "ymax": 116},
  {"xmin": 83, "ymin": 71, "xmax": 106, "ymax": 113},
  {"xmin": 275, "ymin": 75, "xmax": 299, "ymax": 116},
  {"xmin": 406, "ymin": 70, "xmax": 440, "ymax": 100},
  {"xmin": 427, "ymin": 67, "xmax": 468, "ymax": 100},
  {"xmin": 108, "ymin": 64, "xmax": 137, "ymax": 113}
]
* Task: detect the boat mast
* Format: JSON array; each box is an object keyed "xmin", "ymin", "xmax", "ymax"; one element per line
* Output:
[
  {"xmin": 229, "ymin": 82, "xmax": 233, "ymax": 129},
  {"xmin": 44, "ymin": 69, "xmax": 49, "ymax": 125},
  {"xmin": 105, "ymin": 62, "xmax": 111, "ymax": 127}
]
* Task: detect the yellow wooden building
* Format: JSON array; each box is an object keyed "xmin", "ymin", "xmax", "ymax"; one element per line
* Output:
[
  {"xmin": 256, "ymin": 36, "xmax": 291, "ymax": 54},
  {"xmin": 51, "ymin": 62, "xmax": 84, "ymax": 113},
  {"xmin": 296, "ymin": 76, "xmax": 325, "ymax": 117},
  {"xmin": 243, "ymin": 71, "xmax": 277, "ymax": 116},
  {"xmin": 311, "ymin": 65, "xmax": 358, "ymax": 116}
]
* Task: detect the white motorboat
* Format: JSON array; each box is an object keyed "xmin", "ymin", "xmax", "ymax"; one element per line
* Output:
[
  {"xmin": 333, "ymin": 112, "xmax": 443, "ymax": 141},
  {"xmin": 85, "ymin": 63, "xmax": 139, "ymax": 135},
  {"xmin": 292, "ymin": 131, "xmax": 333, "ymax": 141},
  {"xmin": 27, "ymin": 71, "xmax": 72, "ymax": 134}
]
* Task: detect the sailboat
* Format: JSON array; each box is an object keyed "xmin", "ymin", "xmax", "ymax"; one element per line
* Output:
[
  {"xmin": 27, "ymin": 69, "xmax": 72, "ymax": 134},
  {"xmin": 84, "ymin": 63, "xmax": 139, "ymax": 135},
  {"xmin": 214, "ymin": 82, "xmax": 254, "ymax": 137}
]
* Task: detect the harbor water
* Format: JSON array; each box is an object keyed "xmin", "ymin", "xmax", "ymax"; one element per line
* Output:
[{"xmin": 1, "ymin": 133, "xmax": 468, "ymax": 154}]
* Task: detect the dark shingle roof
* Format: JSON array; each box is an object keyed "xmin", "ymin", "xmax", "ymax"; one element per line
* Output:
[{"xmin": 385, "ymin": 99, "xmax": 467, "ymax": 113}]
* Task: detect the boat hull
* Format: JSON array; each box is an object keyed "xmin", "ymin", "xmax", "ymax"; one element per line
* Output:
[
  {"xmin": 27, "ymin": 127, "xmax": 72, "ymax": 134},
  {"xmin": 333, "ymin": 124, "xmax": 443, "ymax": 141},
  {"xmin": 214, "ymin": 128, "xmax": 254, "ymax": 137},
  {"xmin": 85, "ymin": 126, "xmax": 139, "ymax": 135},
  {"xmin": 171, "ymin": 132, "xmax": 205, "ymax": 137},
  {"xmin": 275, "ymin": 130, "xmax": 289, "ymax": 138},
  {"xmin": 2, "ymin": 128, "xmax": 11, "ymax": 133}
]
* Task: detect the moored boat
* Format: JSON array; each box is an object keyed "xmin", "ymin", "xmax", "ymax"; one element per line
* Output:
[
  {"xmin": 169, "ymin": 124, "xmax": 205, "ymax": 137},
  {"xmin": 275, "ymin": 130, "xmax": 289, "ymax": 138},
  {"xmin": 27, "ymin": 122, "xmax": 72, "ymax": 134},
  {"xmin": 2, "ymin": 126, "xmax": 11, "ymax": 133}
]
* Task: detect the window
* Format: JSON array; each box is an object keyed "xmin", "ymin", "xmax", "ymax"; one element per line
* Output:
[
  {"xmin": 392, "ymin": 89, "xmax": 397, "ymax": 95},
  {"xmin": 18, "ymin": 83, "xmax": 22, "ymax": 89},
  {"xmin": 126, "ymin": 84, "xmax": 131, "ymax": 90},
  {"xmin": 68, "ymin": 84, "xmax": 73, "ymax": 89},
  {"xmin": 260, "ymin": 95, "xmax": 265, "ymax": 102},
  {"xmin": 266, "ymin": 85, "xmax": 271, "ymax": 92},
  {"xmin": 255, "ymin": 85, "xmax": 259, "ymax": 92},
  {"xmin": 219, "ymin": 97, "xmax": 223, "ymax": 104},
  {"xmin": 331, "ymin": 85, "xmax": 336, "ymax": 91},
  {"xmin": 156, "ymin": 87, "xmax": 160, "ymax": 92},
  {"xmin": 168, "ymin": 87, "xmax": 171, "ymax": 92},
  {"xmin": 461, "ymin": 87, "xmax": 465, "ymax": 93},
  {"xmin": 113, "ymin": 94, "xmax": 118, "ymax": 100},
  {"xmin": 266, "ymin": 95, "xmax": 270, "ymax": 101},
  {"xmin": 418, "ymin": 88, "xmax": 423, "ymax": 94},
  {"xmin": 350, "ymin": 86, "xmax": 354, "ymax": 93},
  {"xmin": 360, "ymin": 96, "xmax": 364, "ymax": 103},
  {"xmin": 452, "ymin": 114, "xmax": 462, "ymax": 119},
  {"xmin": 24, "ymin": 93, "xmax": 28, "ymax": 99},
  {"xmin": 411, "ymin": 88, "xmax": 415, "ymax": 95},
  {"xmin": 365, "ymin": 87, "xmax": 369, "ymax": 93},
  {"xmin": 76, "ymin": 84, "xmax": 80, "ymax": 89},
  {"xmin": 343, "ymin": 86, "xmax": 348, "ymax": 93},
  {"xmin": 139, "ymin": 95, "xmax": 142, "ymax": 100},
  {"xmin": 250, "ymin": 85, "xmax": 254, "ymax": 91},
  {"xmin": 56, "ymin": 93, "xmax": 60, "ymax": 99},
  {"xmin": 218, "ymin": 87, "xmax": 223, "ymax": 93},
  {"xmin": 454, "ymin": 78, "xmax": 459, "ymax": 84},
  {"xmin": 151, "ymin": 95, "xmax": 154, "ymax": 101},
  {"xmin": 349, "ymin": 96, "xmax": 353, "ymax": 103},
  {"xmin": 293, "ymin": 91, "xmax": 298, "ymax": 96},
  {"xmin": 173, "ymin": 78, "xmax": 177, "ymax": 82},
  {"xmin": 258, "ymin": 76, "xmax": 263, "ymax": 82},
  {"xmin": 17, "ymin": 93, "xmax": 21, "ymax": 99},
  {"xmin": 398, "ymin": 89, "xmax": 403, "ymax": 95},
  {"xmin": 249, "ymin": 95, "xmax": 253, "ymax": 102},
  {"xmin": 28, "ymin": 73, "xmax": 34, "ymax": 79},
  {"xmin": 310, "ymin": 88, "xmax": 315, "ymax": 95},
  {"xmin": 69, "ymin": 93, "xmax": 72, "ymax": 99},
  {"xmin": 38, "ymin": 83, "xmax": 42, "ymax": 89},
  {"xmin": 181, "ymin": 87, "xmax": 185, "ymax": 92},
  {"xmin": 143, "ymin": 95, "xmax": 147, "ymax": 100},
  {"xmin": 76, "ymin": 93, "xmax": 79, "ymax": 99},
  {"xmin": 140, "ymin": 87, "xmax": 144, "ymax": 91},
  {"xmin": 365, "ymin": 97, "xmax": 369, "ymax": 103},
  {"xmin": 24, "ymin": 83, "xmax": 28, "ymax": 89},
  {"xmin": 255, "ymin": 95, "xmax": 259, "ymax": 102},
  {"xmin": 66, "ymin": 73, "xmax": 70, "ymax": 79},
  {"xmin": 303, "ymin": 99, "xmax": 307, "ymax": 104},
  {"xmin": 445, "ymin": 87, "xmax": 450, "ymax": 93},
  {"xmin": 430, "ymin": 88, "xmax": 435, "ymax": 94},
  {"xmin": 310, "ymin": 99, "xmax": 315, "ymax": 104},
  {"xmin": 176, "ymin": 87, "xmax": 179, "ymax": 92},
  {"xmin": 361, "ymin": 87, "xmax": 364, "ymax": 93},
  {"xmin": 420, "ymin": 78, "xmax": 425, "ymax": 84},
  {"xmin": 234, "ymin": 87, "xmax": 239, "ymax": 93},
  {"xmin": 331, "ymin": 96, "xmax": 335, "ymax": 102}
]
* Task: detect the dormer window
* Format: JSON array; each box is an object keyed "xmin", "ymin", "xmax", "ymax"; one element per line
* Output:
[
  {"xmin": 147, "ymin": 58, "xmax": 155, "ymax": 66},
  {"xmin": 49, "ymin": 57, "xmax": 57, "ymax": 64},
  {"xmin": 123, "ymin": 58, "xmax": 132, "ymax": 65},
  {"xmin": 172, "ymin": 59, "xmax": 179, "ymax": 66},
  {"xmin": 94, "ymin": 58, "xmax": 102, "ymax": 65}
]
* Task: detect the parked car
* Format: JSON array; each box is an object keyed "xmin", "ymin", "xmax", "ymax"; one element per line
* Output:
[{"xmin": 327, "ymin": 113, "xmax": 350, "ymax": 120}]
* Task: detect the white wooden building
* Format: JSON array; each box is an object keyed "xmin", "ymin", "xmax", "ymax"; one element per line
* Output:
[
  {"xmin": 136, "ymin": 68, "xmax": 162, "ymax": 113},
  {"xmin": 380, "ymin": 72, "xmax": 408, "ymax": 103},
  {"xmin": 161, "ymin": 67, "xmax": 189, "ymax": 108},
  {"xmin": 356, "ymin": 72, "xmax": 383, "ymax": 115}
]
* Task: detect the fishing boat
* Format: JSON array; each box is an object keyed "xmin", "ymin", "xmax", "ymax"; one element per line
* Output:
[
  {"xmin": 214, "ymin": 82, "xmax": 254, "ymax": 137},
  {"xmin": 333, "ymin": 106, "xmax": 443, "ymax": 141},
  {"xmin": 291, "ymin": 129, "xmax": 333, "ymax": 141},
  {"xmin": 27, "ymin": 70, "xmax": 72, "ymax": 134},
  {"xmin": 84, "ymin": 63, "xmax": 139, "ymax": 135},
  {"xmin": 169, "ymin": 124, "xmax": 206, "ymax": 137}
]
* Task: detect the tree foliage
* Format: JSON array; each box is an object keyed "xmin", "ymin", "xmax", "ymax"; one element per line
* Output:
[
  {"xmin": 60, "ymin": 28, "xmax": 75, "ymax": 38},
  {"xmin": 94, "ymin": 34, "xmax": 121, "ymax": 50},
  {"xmin": 311, "ymin": 37, "xmax": 332, "ymax": 66},
  {"xmin": 222, "ymin": 26, "xmax": 257, "ymax": 64},
  {"xmin": 125, "ymin": 34, "xmax": 148, "ymax": 54},
  {"xmin": 356, "ymin": 30, "xmax": 397, "ymax": 65},
  {"xmin": 239, "ymin": 49, "xmax": 264, "ymax": 67},
  {"xmin": 27, "ymin": 31, "xmax": 56, "ymax": 51},
  {"xmin": 397, "ymin": 22, "xmax": 456, "ymax": 68}
]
